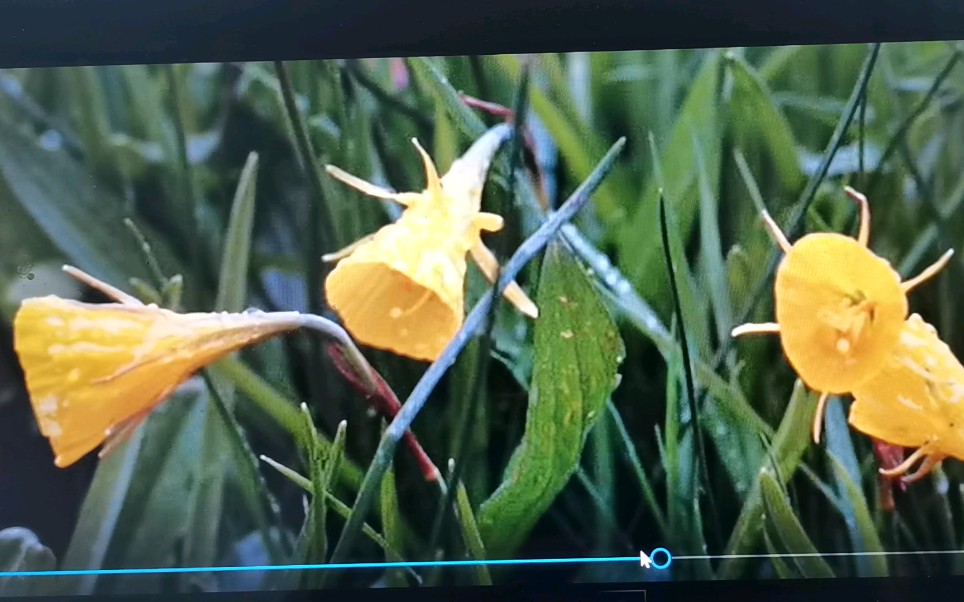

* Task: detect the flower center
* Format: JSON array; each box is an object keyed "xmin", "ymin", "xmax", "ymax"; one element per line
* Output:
[{"xmin": 819, "ymin": 291, "xmax": 877, "ymax": 357}]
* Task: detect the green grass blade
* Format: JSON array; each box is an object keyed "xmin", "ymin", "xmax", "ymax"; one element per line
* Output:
[
  {"xmin": 453, "ymin": 475, "xmax": 492, "ymax": 585},
  {"xmin": 826, "ymin": 454, "xmax": 888, "ymax": 577},
  {"xmin": 619, "ymin": 50, "xmax": 723, "ymax": 307},
  {"xmin": 760, "ymin": 473, "xmax": 835, "ymax": 578},
  {"xmin": 726, "ymin": 52, "xmax": 806, "ymax": 192},
  {"xmin": 210, "ymin": 357, "xmax": 363, "ymax": 490},
  {"xmin": 380, "ymin": 457, "xmax": 408, "ymax": 587},
  {"xmin": 58, "ymin": 424, "xmax": 147, "ymax": 594},
  {"xmin": 216, "ymin": 152, "xmax": 259, "ymax": 312},
  {"xmin": 607, "ymin": 400, "xmax": 668, "ymax": 538},
  {"xmin": 719, "ymin": 380, "xmax": 814, "ymax": 578}
]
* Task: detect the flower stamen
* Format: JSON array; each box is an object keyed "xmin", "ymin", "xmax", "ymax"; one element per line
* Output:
[
  {"xmin": 730, "ymin": 322, "xmax": 780, "ymax": 337},
  {"xmin": 901, "ymin": 249, "xmax": 955, "ymax": 294},
  {"xmin": 760, "ymin": 210, "xmax": 791, "ymax": 254},
  {"xmin": 813, "ymin": 391, "xmax": 831, "ymax": 443},
  {"xmin": 844, "ymin": 186, "xmax": 871, "ymax": 247}
]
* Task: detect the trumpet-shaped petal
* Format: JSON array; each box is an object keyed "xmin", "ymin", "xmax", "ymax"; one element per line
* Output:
[
  {"xmin": 326, "ymin": 209, "xmax": 468, "ymax": 362},
  {"xmin": 325, "ymin": 125, "xmax": 539, "ymax": 361},
  {"xmin": 14, "ymin": 295, "xmax": 302, "ymax": 467},
  {"xmin": 775, "ymin": 233, "xmax": 906, "ymax": 394},
  {"xmin": 849, "ymin": 314, "xmax": 964, "ymax": 482}
]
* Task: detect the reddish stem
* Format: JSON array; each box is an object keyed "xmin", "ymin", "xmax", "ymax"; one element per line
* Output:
[
  {"xmin": 325, "ymin": 344, "xmax": 440, "ymax": 482},
  {"xmin": 873, "ymin": 439, "xmax": 907, "ymax": 511},
  {"xmin": 460, "ymin": 93, "xmax": 551, "ymax": 211}
]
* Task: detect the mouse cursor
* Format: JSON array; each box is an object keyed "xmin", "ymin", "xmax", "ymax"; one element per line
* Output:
[{"xmin": 639, "ymin": 551, "xmax": 651, "ymax": 568}]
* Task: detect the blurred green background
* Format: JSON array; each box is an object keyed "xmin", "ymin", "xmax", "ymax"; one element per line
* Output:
[{"xmin": 0, "ymin": 41, "xmax": 962, "ymax": 594}]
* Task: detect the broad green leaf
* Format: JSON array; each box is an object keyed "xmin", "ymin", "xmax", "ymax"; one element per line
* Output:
[
  {"xmin": 652, "ymin": 168, "xmax": 712, "ymax": 359},
  {"xmin": 0, "ymin": 528, "xmax": 56, "ymax": 596},
  {"xmin": 61, "ymin": 67, "xmax": 114, "ymax": 177},
  {"xmin": 719, "ymin": 380, "xmax": 814, "ymax": 579},
  {"xmin": 208, "ymin": 378, "xmax": 289, "ymax": 565},
  {"xmin": 704, "ymin": 400, "xmax": 765, "ymax": 501},
  {"xmin": 760, "ymin": 473, "xmax": 834, "ymax": 578},
  {"xmin": 0, "ymin": 113, "xmax": 185, "ymax": 292},
  {"xmin": 477, "ymin": 241, "xmax": 625, "ymax": 556},
  {"xmin": 55, "ymin": 387, "xmax": 218, "ymax": 594}
]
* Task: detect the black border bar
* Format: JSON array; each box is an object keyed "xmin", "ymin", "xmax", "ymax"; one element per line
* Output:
[
  {"xmin": 0, "ymin": 0, "xmax": 963, "ymax": 69},
  {"xmin": 3, "ymin": 575, "xmax": 964, "ymax": 602}
]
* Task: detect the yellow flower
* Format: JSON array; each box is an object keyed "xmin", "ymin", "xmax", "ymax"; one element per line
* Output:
[
  {"xmin": 732, "ymin": 187, "xmax": 953, "ymax": 442},
  {"xmin": 324, "ymin": 126, "xmax": 538, "ymax": 362},
  {"xmin": 14, "ymin": 266, "xmax": 303, "ymax": 467},
  {"xmin": 849, "ymin": 313, "xmax": 964, "ymax": 483}
]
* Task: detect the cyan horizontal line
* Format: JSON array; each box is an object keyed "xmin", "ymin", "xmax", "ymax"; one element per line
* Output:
[{"xmin": 0, "ymin": 556, "xmax": 643, "ymax": 578}]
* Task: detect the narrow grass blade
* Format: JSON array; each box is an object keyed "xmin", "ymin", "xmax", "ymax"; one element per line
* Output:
[
  {"xmin": 719, "ymin": 380, "xmax": 814, "ymax": 578},
  {"xmin": 760, "ymin": 473, "xmax": 834, "ymax": 578},
  {"xmin": 380, "ymin": 458, "xmax": 408, "ymax": 587},
  {"xmin": 658, "ymin": 193, "xmax": 719, "ymax": 550},
  {"xmin": 453, "ymin": 470, "xmax": 492, "ymax": 585},
  {"xmin": 827, "ymin": 454, "xmax": 888, "ymax": 577}
]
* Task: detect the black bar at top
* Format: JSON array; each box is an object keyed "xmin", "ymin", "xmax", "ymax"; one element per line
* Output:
[{"xmin": 0, "ymin": 0, "xmax": 962, "ymax": 69}]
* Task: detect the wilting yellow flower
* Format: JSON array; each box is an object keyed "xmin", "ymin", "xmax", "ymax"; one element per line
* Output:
[
  {"xmin": 14, "ymin": 266, "xmax": 303, "ymax": 467},
  {"xmin": 732, "ymin": 187, "xmax": 953, "ymax": 442},
  {"xmin": 849, "ymin": 313, "xmax": 964, "ymax": 483},
  {"xmin": 324, "ymin": 125, "xmax": 538, "ymax": 362}
]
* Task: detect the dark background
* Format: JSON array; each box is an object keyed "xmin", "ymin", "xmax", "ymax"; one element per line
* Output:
[{"xmin": 0, "ymin": 0, "xmax": 963, "ymax": 68}]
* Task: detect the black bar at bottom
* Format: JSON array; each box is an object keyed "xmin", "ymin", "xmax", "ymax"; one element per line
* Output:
[{"xmin": 4, "ymin": 575, "xmax": 962, "ymax": 602}]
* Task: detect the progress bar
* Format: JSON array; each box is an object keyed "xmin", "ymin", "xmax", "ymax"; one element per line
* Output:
[
  {"xmin": 0, "ymin": 556, "xmax": 641, "ymax": 578},
  {"xmin": 1, "ymin": 548, "xmax": 961, "ymax": 578}
]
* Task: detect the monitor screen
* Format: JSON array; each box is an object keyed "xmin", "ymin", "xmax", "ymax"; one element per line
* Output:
[{"xmin": 0, "ymin": 32, "xmax": 963, "ymax": 600}]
